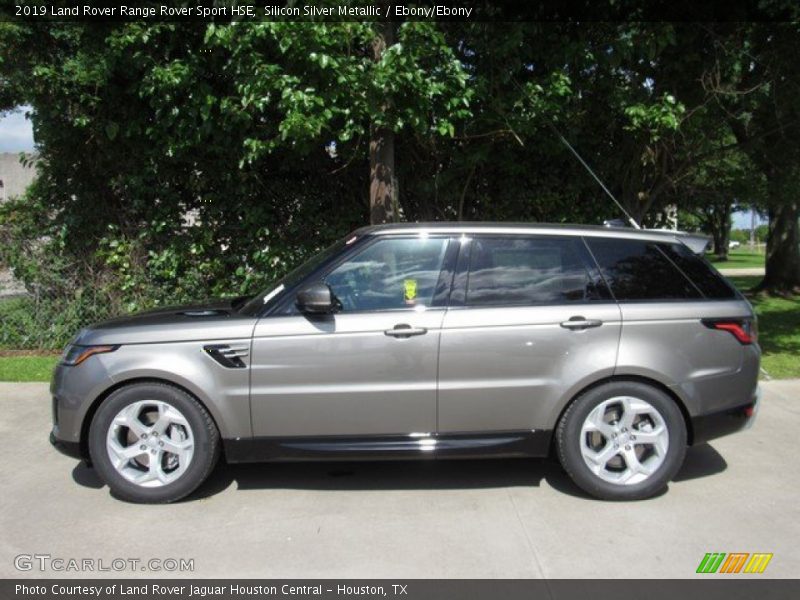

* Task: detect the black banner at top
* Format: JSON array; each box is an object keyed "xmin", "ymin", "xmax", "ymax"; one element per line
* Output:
[{"xmin": 2, "ymin": 0, "xmax": 799, "ymax": 23}]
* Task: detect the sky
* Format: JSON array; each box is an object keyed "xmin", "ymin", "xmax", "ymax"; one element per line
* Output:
[
  {"xmin": 734, "ymin": 208, "xmax": 767, "ymax": 230},
  {"xmin": 0, "ymin": 107, "xmax": 35, "ymax": 152},
  {"xmin": 0, "ymin": 105, "xmax": 767, "ymax": 229}
]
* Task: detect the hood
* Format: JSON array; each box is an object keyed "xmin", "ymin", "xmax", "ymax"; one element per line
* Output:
[{"xmin": 73, "ymin": 298, "xmax": 257, "ymax": 346}]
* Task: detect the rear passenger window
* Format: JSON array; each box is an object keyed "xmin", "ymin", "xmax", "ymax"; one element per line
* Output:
[
  {"xmin": 586, "ymin": 238, "xmax": 702, "ymax": 301},
  {"xmin": 466, "ymin": 237, "xmax": 608, "ymax": 306},
  {"xmin": 658, "ymin": 243, "xmax": 738, "ymax": 299}
]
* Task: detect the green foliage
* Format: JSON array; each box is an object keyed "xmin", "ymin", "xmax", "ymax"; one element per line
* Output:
[
  {"xmin": 623, "ymin": 94, "xmax": 684, "ymax": 141},
  {"xmin": 0, "ymin": 292, "xmax": 113, "ymax": 350},
  {"xmin": 2, "ymin": 17, "xmax": 798, "ymax": 346},
  {"xmin": 730, "ymin": 229, "xmax": 750, "ymax": 244},
  {"xmin": 730, "ymin": 226, "xmax": 768, "ymax": 245}
]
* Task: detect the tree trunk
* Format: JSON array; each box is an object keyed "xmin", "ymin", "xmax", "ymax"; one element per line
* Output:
[
  {"xmin": 756, "ymin": 201, "xmax": 800, "ymax": 293},
  {"xmin": 712, "ymin": 202, "xmax": 731, "ymax": 260},
  {"xmin": 716, "ymin": 226, "xmax": 731, "ymax": 260},
  {"xmin": 711, "ymin": 227, "xmax": 728, "ymax": 260},
  {"xmin": 369, "ymin": 21, "xmax": 396, "ymax": 225},
  {"xmin": 369, "ymin": 125, "xmax": 395, "ymax": 224}
]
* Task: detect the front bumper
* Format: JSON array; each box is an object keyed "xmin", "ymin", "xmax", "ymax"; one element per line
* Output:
[
  {"xmin": 49, "ymin": 355, "xmax": 114, "ymax": 455},
  {"xmin": 691, "ymin": 385, "xmax": 761, "ymax": 445},
  {"xmin": 49, "ymin": 430, "xmax": 85, "ymax": 460}
]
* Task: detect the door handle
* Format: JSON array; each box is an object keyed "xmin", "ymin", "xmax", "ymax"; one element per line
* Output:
[
  {"xmin": 385, "ymin": 324, "xmax": 428, "ymax": 338},
  {"xmin": 560, "ymin": 317, "xmax": 603, "ymax": 330}
]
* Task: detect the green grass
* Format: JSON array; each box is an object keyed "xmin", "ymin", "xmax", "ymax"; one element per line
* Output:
[
  {"xmin": 0, "ymin": 354, "xmax": 59, "ymax": 382},
  {"xmin": 708, "ymin": 249, "xmax": 765, "ymax": 269},
  {"xmin": 726, "ymin": 276, "xmax": 800, "ymax": 379}
]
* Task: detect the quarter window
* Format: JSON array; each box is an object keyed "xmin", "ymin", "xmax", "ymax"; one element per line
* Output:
[
  {"xmin": 465, "ymin": 237, "xmax": 607, "ymax": 306},
  {"xmin": 658, "ymin": 242, "xmax": 737, "ymax": 300},
  {"xmin": 585, "ymin": 238, "xmax": 702, "ymax": 301},
  {"xmin": 324, "ymin": 237, "xmax": 449, "ymax": 312}
]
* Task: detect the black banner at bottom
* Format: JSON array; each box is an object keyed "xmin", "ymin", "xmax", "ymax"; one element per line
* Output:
[{"xmin": 3, "ymin": 580, "xmax": 799, "ymax": 600}]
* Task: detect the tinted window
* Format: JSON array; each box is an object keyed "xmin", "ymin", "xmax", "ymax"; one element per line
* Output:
[
  {"xmin": 586, "ymin": 238, "xmax": 702, "ymax": 301},
  {"xmin": 325, "ymin": 237, "xmax": 449, "ymax": 311},
  {"xmin": 465, "ymin": 237, "xmax": 607, "ymax": 306},
  {"xmin": 658, "ymin": 243, "xmax": 737, "ymax": 299}
]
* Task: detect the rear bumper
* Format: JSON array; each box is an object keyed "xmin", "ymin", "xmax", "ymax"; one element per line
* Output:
[{"xmin": 691, "ymin": 385, "xmax": 761, "ymax": 445}]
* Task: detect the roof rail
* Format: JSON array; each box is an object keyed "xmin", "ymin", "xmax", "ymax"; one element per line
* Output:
[{"xmin": 643, "ymin": 229, "xmax": 711, "ymax": 255}]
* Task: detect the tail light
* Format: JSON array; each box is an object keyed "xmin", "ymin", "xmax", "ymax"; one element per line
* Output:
[{"xmin": 702, "ymin": 318, "xmax": 756, "ymax": 345}]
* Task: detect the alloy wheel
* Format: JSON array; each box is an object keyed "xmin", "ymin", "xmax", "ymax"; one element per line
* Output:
[
  {"xmin": 579, "ymin": 396, "xmax": 670, "ymax": 485},
  {"xmin": 105, "ymin": 400, "xmax": 195, "ymax": 487}
]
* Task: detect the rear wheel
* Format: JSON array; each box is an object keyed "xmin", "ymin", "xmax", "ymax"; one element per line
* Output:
[
  {"xmin": 556, "ymin": 381, "xmax": 687, "ymax": 500},
  {"xmin": 89, "ymin": 383, "xmax": 219, "ymax": 503}
]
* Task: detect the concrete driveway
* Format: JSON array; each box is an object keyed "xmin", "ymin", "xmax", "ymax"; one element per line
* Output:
[
  {"xmin": 1, "ymin": 380, "xmax": 798, "ymax": 579},
  {"xmin": 717, "ymin": 267, "xmax": 765, "ymax": 277}
]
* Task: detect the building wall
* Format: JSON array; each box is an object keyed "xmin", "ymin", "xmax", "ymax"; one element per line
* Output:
[
  {"xmin": 0, "ymin": 153, "xmax": 37, "ymax": 296},
  {"xmin": 0, "ymin": 153, "xmax": 37, "ymax": 202}
]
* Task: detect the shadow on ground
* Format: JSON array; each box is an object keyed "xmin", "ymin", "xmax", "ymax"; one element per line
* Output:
[{"xmin": 71, "ymin": 442, "xmax": 727, "ymax": 502}]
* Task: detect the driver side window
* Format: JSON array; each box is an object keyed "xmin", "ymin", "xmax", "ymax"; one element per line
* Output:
[{"xmin": 325, "ymin": 237, "xmax": 449, "ymax": 312}]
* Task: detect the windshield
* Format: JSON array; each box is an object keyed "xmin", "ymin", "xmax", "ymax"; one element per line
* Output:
[{"xmin": 239, "ymin": 236, "xmax": 350, "ymax": 316}]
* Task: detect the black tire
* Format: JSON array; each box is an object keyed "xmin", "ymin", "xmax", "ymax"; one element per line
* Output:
[
  {"xmin": 556, "ymin": 381, "xmax": 687, "ymax": 501},
  {"xmin": 89, "ymin": 382, "xmax": 220, "ymax": 503}
]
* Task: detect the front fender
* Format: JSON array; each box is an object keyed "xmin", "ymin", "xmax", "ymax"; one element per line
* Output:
[{"xmin": 102, "ymin": 341, "xmax": 252, "ymax": 439}]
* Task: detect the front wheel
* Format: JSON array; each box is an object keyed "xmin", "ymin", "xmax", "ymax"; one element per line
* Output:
[
  {"xmin": 89, "ymin": 383, "xmax": 220, "ymax": 503},
  {"xmin": 556, "ymin": 381, "xmax": 687, "ymax": 500}
]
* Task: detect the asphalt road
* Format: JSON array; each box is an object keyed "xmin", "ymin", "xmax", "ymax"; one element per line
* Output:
[{"xmin": 1, "ymin": 380, "xmax": 798, "ymax": 579}]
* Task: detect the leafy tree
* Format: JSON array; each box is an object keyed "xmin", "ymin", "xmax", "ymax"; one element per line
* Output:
[
  {"xmin": 202, "ymin": 20, "xmax": 472, "ymax": 224},
  {"xmin": 679, "ymin": 131, "xmax": 763, "ymax": 259},
  {"xmin": 700, "ymin": 20, "xmax": 800, "ymax": 292},
  {"xmin": 3, "ymin": 16, "xmax": 797, "ymax": 352}
]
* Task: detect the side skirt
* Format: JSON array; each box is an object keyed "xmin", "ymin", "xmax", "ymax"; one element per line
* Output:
[{"xmin": 223, "ymin": 430, "xmax": 552, "ymax": 464}]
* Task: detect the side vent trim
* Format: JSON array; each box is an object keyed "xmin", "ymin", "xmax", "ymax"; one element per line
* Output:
[{"xmin": 204, "ymin": 344, "xmax": 249, "ymax": 369}]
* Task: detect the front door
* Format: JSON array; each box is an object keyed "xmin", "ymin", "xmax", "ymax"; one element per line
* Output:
[{"xmin": 250, "ymin": 235, "xmax": 453, "ymax": 437}]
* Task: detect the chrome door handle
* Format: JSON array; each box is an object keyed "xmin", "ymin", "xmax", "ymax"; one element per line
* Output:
[
  {"xmin": 560, "ymin": 317, "xmax": 603, "ymax": 330},
  {"xmin": 385, "ymin": 324, "xmax": 428, "ymax": 338}
]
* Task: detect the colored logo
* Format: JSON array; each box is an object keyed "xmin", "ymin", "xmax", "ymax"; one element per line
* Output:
[
  {"xmin": 696, "ymin": 552, "xmax": 773, "ymax": 574},
  {"xmin": 403, "ymin": 279, "xmax": 418, "ymax": 304}
]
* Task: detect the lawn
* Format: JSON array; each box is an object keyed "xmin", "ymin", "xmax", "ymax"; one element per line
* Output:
[
  {"xmin": 0, "ymin": 352, "xmax": 59, "ymax": 382},
  {"xmin": 0, "ymin": 275, "xmax": 796, "ymax": 381},
  {"xmin": 708, "ymin": 248, "xmax": 766, "ymax": 269}
]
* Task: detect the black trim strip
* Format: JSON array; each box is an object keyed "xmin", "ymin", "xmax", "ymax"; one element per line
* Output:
[
  {"xmin": 204, "ymin": 344, "xmax": 248, "ymax": 368},
  {"xmin": 691, "ymin": 403, "xmax": 753, "ymax": 445},
  {"xmin": 224, "ymin": 430, "xmax": 552, "ymax": 463},
  {"xmin": 49, "ymin": 430, "xmax": 85, "ymax": 460}
]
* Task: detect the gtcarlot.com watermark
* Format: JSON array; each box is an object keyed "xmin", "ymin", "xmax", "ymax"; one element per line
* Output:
[{"xmin": 14, "ymin": 553, "xmax": 194, "ymax": 573}]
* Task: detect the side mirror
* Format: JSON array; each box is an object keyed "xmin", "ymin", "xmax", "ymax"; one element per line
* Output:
[{"xmin": 296, "ymin": 283, "xmax": 338, "ymax": 315}]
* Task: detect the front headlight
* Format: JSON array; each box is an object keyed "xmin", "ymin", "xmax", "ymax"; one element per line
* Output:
[{"xmin": 61, "ymin": 344, "xmax": 119, "ymax": 366}]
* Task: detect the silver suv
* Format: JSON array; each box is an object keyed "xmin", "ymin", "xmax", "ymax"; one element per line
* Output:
[{"xmin": 50, "ymin": 223, "xmax": 761, "ymax": 503}]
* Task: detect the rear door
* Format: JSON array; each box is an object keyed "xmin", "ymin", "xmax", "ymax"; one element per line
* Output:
[{"xmin": 437, "ymin": 234, "xmax": 622, "ymax": 433}]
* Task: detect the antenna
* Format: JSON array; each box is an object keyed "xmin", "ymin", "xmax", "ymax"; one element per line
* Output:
[{"xmin": 548, "ymin": 123, "xmax": 641, "ymax": 229}]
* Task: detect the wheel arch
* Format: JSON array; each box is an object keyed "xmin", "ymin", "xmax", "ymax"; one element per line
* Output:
[
  {"xmin": 550, "ymin": 374, "xmax": 695, "ymax": 455},
  {"xmin": 79, "ymin": 377, "xmax": 225, "ymax": 460}
]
